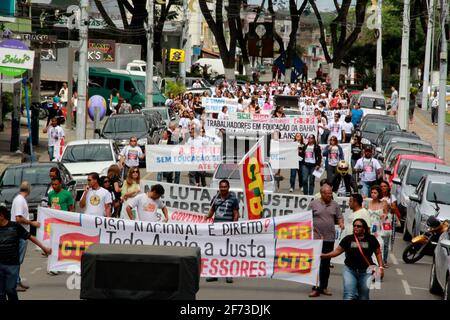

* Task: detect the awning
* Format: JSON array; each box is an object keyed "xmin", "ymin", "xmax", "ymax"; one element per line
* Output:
[
  {"xmin": 0, "ymin": 78, "xmax": 22, "ymax": 84},
  {"xmin": 201, "ymin": 48, "xmax": 220, "ymax": 58}
]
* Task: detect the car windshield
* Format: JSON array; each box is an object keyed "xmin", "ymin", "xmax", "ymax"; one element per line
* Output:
[
  {"xmin": 359, "ymin": 97, "xmax": 386, "ymax": 109},
  {"xmin": 133, "ymin": 79, "xmax": 160, "ymax": 94},
  {"xmin": 406, "ymin": 169, "xmax": 446, "ymax": 186},
  {"xmin": 1, "ymin": 166, "xmax": 52, "ymax": 187},
  {"xmin": 143, "ymin": 109, "xmax": 167, "ymax": 120},
  {"xmin": 397, "ymin": 159, "xmax": 410, "ymax": 175},
  {"xmin": 427, "ymin": 183, "xmax": 450, "ymax": 205},
  {"xmin": 61, "ymin": 144, "xmax": 113, "ymax": 163},
  {"xmin": 362, "ymin": 121, "xmax": 400, "ymax": 134},
  {"xmin": 215, "ymin": 163, "xmax": 273, "ymax": 182},
  {"xmin": 103, "ymin": 117, "xmax": 148, "ymax": 134}
]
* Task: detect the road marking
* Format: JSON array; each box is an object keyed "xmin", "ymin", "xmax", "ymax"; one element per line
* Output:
[
  {"xmin": 30, "ymin": 267, "xmax": 42, "ymax": 274},
  {"xmin": 410, "ymin": 286, "xmax": 428, "ymax": 291},
  {"xmin": 396, "ymin": 268, "xmax": 403, "ymax": 276},
  {"xmin": 390, "ymin": 253, "xmax": 399, "ymax": 265},
  {"xmin": 402, "ymin": 280, "xmax": 412, "ymax": 295}
]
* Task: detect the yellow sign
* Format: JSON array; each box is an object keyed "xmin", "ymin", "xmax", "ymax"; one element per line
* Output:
[{"xmin": 169, "ymin": 49, "xmax": 185, "ymax": 63}]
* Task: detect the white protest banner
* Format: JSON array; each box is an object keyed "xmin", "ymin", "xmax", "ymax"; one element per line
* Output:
[
  {"xmin": 270, "ymin": 141, "xmax": 300, "ymax": 169},
  {"xmin": 49, "ymin": 223, "xmax": 322, "ymax": 285},
  {"xmin": 145, "ymin": 144, "xmax": 222, "ymax": 172},
  {"xmin": 38, "ymin": 207, "xmax": 313, "ymax": 246},
  {"xmin": 205, "ymin": 116, "xmax": 317, "ymax": 140},
  {"xmin": 201, "ymin": 97, "xmax": 239, "ymax": 113},
  {"xmin": 140, "ymin": 180, "xmax": 353, "ymax": 220}
]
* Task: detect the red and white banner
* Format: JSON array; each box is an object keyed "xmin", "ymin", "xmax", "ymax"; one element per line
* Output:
[{"xmin": 240, "ymin": 138, "xmax": 265, "ymax": 220}]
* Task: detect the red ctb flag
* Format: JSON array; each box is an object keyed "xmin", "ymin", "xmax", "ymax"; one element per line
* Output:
[{"xmin": 240, "ymin": 137, "xmax": 264, "ymax": 220}]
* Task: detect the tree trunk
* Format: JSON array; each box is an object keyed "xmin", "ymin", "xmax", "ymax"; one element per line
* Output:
[
  {"xmin": 330, "ymin": 67, "xmax": 340, "ymax": 89},
  {"xmin": 224, "ymin": 68, "xmax": 236, "ymax": 81},
  {"xmin": 244, "ymin": 64, "xmax": 252, "ymax": 77},
  {"xmin": 285, "ymin": 68, "xmax": 292, "ymax": 84}
]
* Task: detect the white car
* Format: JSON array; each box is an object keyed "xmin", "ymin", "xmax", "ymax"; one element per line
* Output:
[
  {"xmin": 358, "ymin": 92, "xmax": 387, "ymax": 116},
  {"xmin": 59, "ymin": 139, "xmax": 120, "ymax": 198}
]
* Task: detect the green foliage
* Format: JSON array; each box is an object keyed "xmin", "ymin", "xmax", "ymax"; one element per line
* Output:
[
  {"xmin": 1, "ymin": 92, "xmax": 13, "ymax": 120},
  {"xmin": 165, "ymin": 80, "xmax": 186, "ymax": 97},
  {"xmin": 388, "ymin": 74, "xmax": 400, "ymax": 88},
  {"xmin": 236, "ymin": 75, "xmax": 250, "ymax": 82},
  {"xmin": 410, "ymin": 87, "xmax": 419, "ymax": 95}
]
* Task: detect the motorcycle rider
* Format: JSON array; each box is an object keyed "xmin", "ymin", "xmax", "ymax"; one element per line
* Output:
[{"xmin": 332, "ymin": 160, "xmax": 358, "ymax": 196}]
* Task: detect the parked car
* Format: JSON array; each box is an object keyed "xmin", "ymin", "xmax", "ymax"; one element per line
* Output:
[
  {"xmin": 141, "ymin": 107, "xmax": 177, "ymax": 128},
  {"xmin": 374, "ymin": 130, "xmax": 420, "ymax": 154},
  {"xmin": 384, "ymin": 145, "xmax": 436, "ymax": 169},
  {"xmin": 357, "ymin": 92, "xmax": 387, "ymax": 115},
  {"xmin": 60, "ymin": 139, "xmax": 120, "ymax": 199},
  {"xmin": 430, "ymin": 227, "xmax": 450, "ymax": 300},
  {"xmin": 407, "ymin": 174, "xmax": 450, "ymax": 241},
  {"xmin": 379, "ymin": 138, "xmax": 433, "ymax": 163},
  {"xmin": 95, "ymin": 113, "xmax": 156, "ymax": 165},
  {"xmin": 210, "ymin": 161, "xmax": 276, "ymax": 194},
  {"xmin": 358, "ymin": 116, "xmax": 401, "ymax": 144},
  {"xmin": 384, "ymin": 154, "xmax": 445, "ymax": 187},
  {"xmin": 0, "ymin": 162, "xmax": 76, "ymax": 224},
  {"xmin": 393, "ymin": 162, "xmax": 450, "ymax": 238}
]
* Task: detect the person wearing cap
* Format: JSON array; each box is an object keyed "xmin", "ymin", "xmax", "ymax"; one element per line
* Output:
[
  {"xmin": 331, "ymin": 160, "xmax": 358, "ymax": 197},
  {"xmin": 353, "ymin": 147, "xmax": 382, "ymax": 198}
]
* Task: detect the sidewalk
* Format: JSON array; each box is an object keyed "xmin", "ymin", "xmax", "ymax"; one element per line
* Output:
[{"xmin": 409, "ymin": 108, "xmax": 450, "ymax": 165}]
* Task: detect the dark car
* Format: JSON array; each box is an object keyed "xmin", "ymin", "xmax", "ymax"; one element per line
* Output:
[
  {"xmin": 375, "ymin": 130, "xmax": 419, "ymax": 149},
  {"xmin": 95, "ymin": 113, "xmax": 159, "ymax": 166},
  {"xmin": 358, "ymin": 116, "xmax": 401, "ymax": 145},
  {"xmin": 0, "ymin": 162, "xmax": 76, "ymax": 229}
]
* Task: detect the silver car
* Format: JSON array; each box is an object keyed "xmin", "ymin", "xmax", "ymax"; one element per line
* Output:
[
  {"xmin": 404, "ymin": 172, "xmax": 450, "ymax": 240},
  {"xmin": 210, "ymin": 162, "xmax": 276, "ymax": 193},
  {"xmin": 430, "ymin": 228, "xmax": 450, "ymax": 300},
  {"xmin": 393, "ymin": 162, "xmax": 450, "ymax": 239},
  {"xmin": 378, "ymin": 137, "xmax": 431, "ymax": 162}
]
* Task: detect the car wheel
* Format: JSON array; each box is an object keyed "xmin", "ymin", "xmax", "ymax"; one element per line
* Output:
[
  {"xmin": 429, "ymin": 260, "xmax": 443, "ymax": 295},
  {"xmin": 403, "ymin": 220, "xmax": 412, "ymax": 241}
]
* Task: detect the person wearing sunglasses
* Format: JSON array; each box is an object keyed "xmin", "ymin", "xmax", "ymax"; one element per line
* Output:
[
  {"xmin": 322, "ymin": 135, "xmax": 344, "ymax": 182},
  {"xmin": 321, "ymin": 218, "xmax": 384, "ymax": 300},
  {"xmin": 79, "ymin": 172, "xmax": 112, "ymax": 217},
  {"xmin": 119, "ymin": 136, "xmax": 144, "ymax": 179}
]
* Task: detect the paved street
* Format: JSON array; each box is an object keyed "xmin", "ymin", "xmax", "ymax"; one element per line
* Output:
[{"xmin": 18, "ymin": 232, "xmax": 440, "ymax": 300}]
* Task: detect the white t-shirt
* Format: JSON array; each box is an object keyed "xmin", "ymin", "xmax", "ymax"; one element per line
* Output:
[
  {"xmin": 328, "ymin": 145, "xmax": 340, "ymax": 166},
  {"xmin": 328, "ymin": 121, "xmax": 343, "ymax": 142},
  {"xmin": 305, "ymin": 145, "xmax": 316, "ymax": 164},
  {"xmin": 218, "ymin": 112, "xmax": 229, "ymax": 120},
  {"xmin": 120, "ymin": 145, "xmax": 143, "ymax": 168},
  {"xmin": 341, "ymin": 121, "xmax": 354, "ymax": 134},
  {"xmin": 83, "ymin": 187, "xmax": 112, "ymax": 217},
  {"xmin": 344, "ymin": 208, "xmax": 371, "ymax": 236},
  {"xmin": 48, "ymin": 125, "xmax": 65, "ymax": 147},
  {"xmin": 354, "ymin": 157, "xmax": 382, "ymax": 182},
  {"xmin": 128, "ymin": 193, "xmax": 166, "ymax": 222},
  {"xmin": 179, "ymin": 117, "xmax": 191, "ymax": 129},
  {"xmin": 11, "ymin": 194, "xmax": 30, "ymax": 232},
  {"xmin": 59, "ymin": 87, "xmax": 68, "ymax": 103}
]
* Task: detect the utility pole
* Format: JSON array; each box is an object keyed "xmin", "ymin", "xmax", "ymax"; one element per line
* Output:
[
  {"xmin": 179, "ymin": 0, "xmax": 188, "ymax": 84},
  {"xmin": 145, "ymin": 0, "xmax": 154, "ymax": 108},
  {"xmin": 376, "ymin": 0, "xmax": 383, "ymax": 93},
  {"xmin": 421, "ymin": 0, "xmax": 435, "ymax": 110},
  {"xmin": 397, "ymin": 0, "xmax": 410, "ymax": 130},
  {"xmin": 76, "ymin": 0, "xmax": 89, "ymax": 140},
  {"xmin": 437, "ymin": 0, "xmax": 447, "ymax": 160}
]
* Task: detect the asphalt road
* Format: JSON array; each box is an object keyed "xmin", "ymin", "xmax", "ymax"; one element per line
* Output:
[{"xmin": 18, "ymin": 229, "xmax": 441, "ymax": 300}]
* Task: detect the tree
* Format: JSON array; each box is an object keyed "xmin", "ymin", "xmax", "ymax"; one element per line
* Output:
[
  {"xmin": 199, "ymin": 0, "xmax": 240, "ymax": 80},
  {"xmin": 309, "ymin": 0, "xmax": 370, "ymax": 88}
]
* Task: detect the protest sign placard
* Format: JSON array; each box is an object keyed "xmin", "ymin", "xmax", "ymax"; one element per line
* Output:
[
  {"xmin": 204, "ymin": 116, "xmax": 317, "ymax": 140},
  {"xmin": 145, "ymin": 144, "xmax": 222, "ymax": 172},
  {"xmin": 48, "ymin": 223, "xmax": 322, "ymax": 285},
  {"xmin": 201, "ymin": 97, "xmax": 239, "ymax": 113},
  {"xmin": 270, "ymin": 141, "xmax": 300, "ymax": 169}
]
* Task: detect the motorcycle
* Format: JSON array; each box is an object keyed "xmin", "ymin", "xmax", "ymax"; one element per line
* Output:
[{"xmin": 402, "ymin": 195, "xmax": 449, "ymax": 264}]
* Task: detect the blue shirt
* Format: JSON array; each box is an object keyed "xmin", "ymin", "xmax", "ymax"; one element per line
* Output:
[{"xmin": 351, "ymin": 109, "xmax": 364, "ymax": 126}]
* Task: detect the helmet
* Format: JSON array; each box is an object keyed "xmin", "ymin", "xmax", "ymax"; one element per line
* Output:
[{"xmin": 336, "ymin": 160, "xmax": 349, "ymax": 175}]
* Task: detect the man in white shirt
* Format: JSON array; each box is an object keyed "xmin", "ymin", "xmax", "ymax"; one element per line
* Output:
[
  {"xmin": 327, "ymin": 112, "xmax": 345, "ymax": 143},
  {"xmin": 192, "ymin": 80, "xmax": 202, "ymax": 89},
  {"xmin": 218, "ymin": 106, "xmax": 229, "ymax": 120},
  {"xmin": 79, "ymin": 173, "xmax": 112, "ymax": 217},
  {"xmin": 59, "ymin": 82, "xmax": 69, "ymax": 106},
  {"xmin": 430, "ymin": 91, "xmax": 439, "ymax": 125},
  {"xmin": 353, "ymin": 147, "xmax": 382, "ymax": 198},
  {"xmin": 344, "ymin": 193, "xmax": 371, "ymax": 235},
  {"xmin": 43, "ymin": 117, "xmax": 65, "ymax": 161},
  {"xmin": 127, "ymin": 184, "xmax": 168, "ymax": 222},
  {"xmin": 119, "ymin": 136, "xmax": 144, "ymax": 178},
  {"xmin": 11, "ymin": 181, "xmax": 40, "ymax": 291}
]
